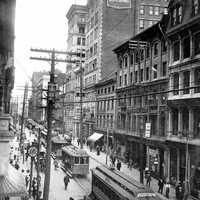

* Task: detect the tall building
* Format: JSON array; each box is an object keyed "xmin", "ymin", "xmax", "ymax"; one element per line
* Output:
[
  {"xmin": 83, "ymin": 0, "xmax": 169, "ymax": 138},
  {"xmin": 166, "ymin": 0, "xmax": 200, "ymax": 198},
  {"xmin": 0, "ymin": 0, "xmax": 16, "ymax": 114},
  {"xmin": 65, "ymin": 4, "xmax": 87, "ymax": 137},
  {"xmin": 0, "ymin": 0, "xmax": 27, "ymax": 198}
]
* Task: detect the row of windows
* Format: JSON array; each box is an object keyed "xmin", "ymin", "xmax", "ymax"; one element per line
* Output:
[
  {"xmin": 96, "ymin": 114, "xmax": 114, "ymax": 129},
  {"xmin": 88, "ymin": 11, "xmax": 99, "ymax": 31},
  {"xmin": 172, "ymin": 32, "xmax": 200, "ymax": 62},
  {"xmin": 171, "ymin": 4, "xmax": 182, "ymax": 27},
  {"xmin": 97, "ymin": 100, "xmax": 114, "ymax": 112},
  {"xmin": 85, "ymin": 74, "xmax": 97, "ymax": 87},
  {"xmin": 117, "ymin": 93, "xmax": 166, "ymax": 108},
  {"xmin": 119, "ymin": 41, "xmax": 167, "ymax": 69},
  {"xmin": 97, "ymin": 85, "xmax": 115, "ymax": 95},
  {"xmin": 86, "ymin": 26, "xmax": 98, "ymax": 46},
  {"xmin": 85, "ymin": 59, "xmax": 97, "ymax": 74},
  {"xmin": 77, "ymin": 37, "xmax": 86, "ymax": 46},
  {"xmin": 78, "ymin": 24, "xmax": 85, "ymax": 34},
  {"xmin": 172, "ymin": 68, "xmax": 200, "ymax": 95},
  {"xmin": 86, "ymin": 42, "xmax": 98, "ymax": 59},
  {"xmin": 119, "ymin": 61, "xmax": 167, "ymax": 86},
  {"xmin": 140, "ymin": 5, "xmax": 167, "ymax": 16}
]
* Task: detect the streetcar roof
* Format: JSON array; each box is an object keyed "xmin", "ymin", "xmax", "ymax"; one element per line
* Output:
[
  {"xmin": 94, "ymin": 165, "xmax": 155, "ymax": 196},
  {"xmin": 93, "ymin": 169, "xmax": 134, "ymax": 199},
  {"xmin": 62, "ymin": 145, "xmax": 89, "ymax": 157}
]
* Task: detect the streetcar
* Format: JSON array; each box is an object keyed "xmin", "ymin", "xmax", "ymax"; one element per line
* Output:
[
  {"xmin": 91, "ymin": 165, "xmax": 162, "ymax": 200},
  {"xmin": 61, "ymin": 145, "xmax": 89, "ymax": 177}
]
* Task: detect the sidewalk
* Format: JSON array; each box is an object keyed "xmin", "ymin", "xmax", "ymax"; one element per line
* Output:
[{"xmin": 72, "ymin": 140, "xmax": 176, "ymax": 200}]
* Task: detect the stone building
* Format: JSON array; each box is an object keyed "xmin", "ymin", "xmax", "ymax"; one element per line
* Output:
[
  {"xmin": 0, "ymin": 0, "xmax": 16, "ymax": 114},
  {"xmin": 65, "ymin": 4, "xmax": 87, "ymax": 138},
  {"xmin": 113, "ymin": 16, "xmax": 169, "ymax": 180},
  {"xmin": 166, "ymin": 0, "xmax": 200, "ymax": 197},
  {"xmin": 94, "ymin": 76, "xmax": 116, "ymax": 148}
]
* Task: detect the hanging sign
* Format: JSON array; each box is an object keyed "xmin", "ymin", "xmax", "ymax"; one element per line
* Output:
[{"xmin": 107, "ymin": 0, "xmax": 131, "ymax": 9}]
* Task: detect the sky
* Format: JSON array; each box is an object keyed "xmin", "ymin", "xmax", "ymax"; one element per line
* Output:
[{"xmin": 13, "ymin": 0, "xmax": 87, "ymax": 99}]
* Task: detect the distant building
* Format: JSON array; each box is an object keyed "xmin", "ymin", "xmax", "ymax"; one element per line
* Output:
[
  {"xmin": 30, "ymin": 71, "xmax": 49, "ymax": 122},
  {"xmin": 94, "ymin": 76, "xmax": 116, "ymax": 148},
  {"xmin": 65, "ymin": 4, "xmax": 87, "ymax": 138}
]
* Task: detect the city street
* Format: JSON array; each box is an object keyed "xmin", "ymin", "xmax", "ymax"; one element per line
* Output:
[{"xmin": 17, "ymin": 128, "xmax": 176, "ymax": 200}]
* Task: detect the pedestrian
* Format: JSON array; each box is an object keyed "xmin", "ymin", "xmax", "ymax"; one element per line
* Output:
[
  {"xmin": 145, "ymin": 167, "xmax": 151, "ymax": 187},
  {"xmin": 158, "ymin": 178, "xmax": 164, "ymax": 194},
  {"xmin": 116, "ymin": 160, "xmax": 121, "ymax": 171},
  {"xmin": 25, "ymin": 175, "xmax": 29, "ymax": 188},
  {"xmin": 96, "ymin": 145, "xmax": 100, "ymax": 155},
  {"xmin": 176, "ymin": 181, "xmax": 184, "ymax": 200},
  {"xmin": 128, "ymin": 159, "xmax": 133, "ymax": 170},
  {"xmin": 64, "ymin": 174, "xmax": 70, "ymax": 190},
  {"xmin": 77, "ymin": 138, "xmax": 80, "ymax": 146},
  {"xmin": 165, "ymin": 181, "xmax": 171, "ymax": 199},
  {"xmin": 14, "ymin": 162, "xmax": 19, "ymax": 170}
]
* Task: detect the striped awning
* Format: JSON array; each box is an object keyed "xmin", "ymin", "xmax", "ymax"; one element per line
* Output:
[{"xmin": 0, "ymin": 165, "xmax": 27, "ymax": 198}]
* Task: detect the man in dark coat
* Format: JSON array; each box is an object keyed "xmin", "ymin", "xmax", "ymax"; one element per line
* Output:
[{"xmin": 64, "ymin": 175, "xmax": 70, "ymax": 190}]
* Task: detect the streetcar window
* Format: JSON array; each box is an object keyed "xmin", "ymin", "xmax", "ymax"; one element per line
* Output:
[
  {"xmin": 75, "ymin": 157, "xmax": 79, "ymax": 164},
  {"xmin": 86, "ymin": 157, "xmax": 89, "ymax": 164}
]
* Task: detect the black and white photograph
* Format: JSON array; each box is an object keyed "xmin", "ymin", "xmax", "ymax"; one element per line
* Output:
[{"xmin": 0, "ymin": 0, "xmax": 200, "ymax": 200}]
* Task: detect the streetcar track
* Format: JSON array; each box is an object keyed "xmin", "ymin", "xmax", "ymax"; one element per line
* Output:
[{"xmin": 74, "ymin": 177, "xmax": 91, "ymax": 195}]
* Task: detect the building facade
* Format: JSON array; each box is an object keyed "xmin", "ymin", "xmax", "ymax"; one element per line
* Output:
[
  {"xmin": 166, "ymin": 0, "xmax": 200, "ymax": 197},
  {"xmin": 0, "ymin": 0, "xmax": 16, "ymax": 114},
  {"xmin": 95, "ymin": 77, "xmax": 116, "ymax": 148},
  {"xmin": 114, "ymin": 17, "xmax": 169, "ymax": 180},
  {"xmin": 84, "ymin": 0, "xmax": 169, "ymax": 138},
  {"xmin": 30, "ymin": 72, "xmax": 49, "ymax": 122},
  {"xmin": 138, "ymin": 0, "xmax": 169, "ymax": 33},
  {"xmin": 65, "ymin": 4, "xmax": 87, "ymax": 138}
]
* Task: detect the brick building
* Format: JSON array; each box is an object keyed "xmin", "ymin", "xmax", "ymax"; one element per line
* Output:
[
  {"xmin": 113, "ymin": 16, "xmax": 169, "ymax": 180},
  {"xmin": 83, "ymin": 0, "xmax": 169, "ymax": 138}
]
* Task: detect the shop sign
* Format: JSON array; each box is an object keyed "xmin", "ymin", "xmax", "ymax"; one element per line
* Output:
[
  {"xmin": 28, "ymin": 146, "xmax": 37, "ymax": 157},
  {"xmin": 107, "ymin": 0, "xmax": 131, "ymax": 9},
  {"xmin": 149, "ymin": 148, "xmax": 158, "ymax": 157},
  {"xmin": 145, "ymin": 123, "xmax": 151, "ymax": 138}
]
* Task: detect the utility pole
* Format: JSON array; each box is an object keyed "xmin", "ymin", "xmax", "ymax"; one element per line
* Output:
[
  {"xmin": 30, "ymin": 48, "xmax": 81, "ymax": 200},
  {"xmin": 20, "ymin": 83, "xmax": 28, "ymax": 163}
]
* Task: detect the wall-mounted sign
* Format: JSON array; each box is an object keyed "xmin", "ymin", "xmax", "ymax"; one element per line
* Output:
[
  {"xmin": 107, "ymin": 0, "xmax": 131, "ymax": 9},
  {"xmin": 145, "ymin": 123, "xmax": 151, "ymax": 138}
]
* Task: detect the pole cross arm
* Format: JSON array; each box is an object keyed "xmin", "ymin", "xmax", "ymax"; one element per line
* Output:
[{"xmin": 30, "ymin": 56, "xmax": 77, "ymax": 63}]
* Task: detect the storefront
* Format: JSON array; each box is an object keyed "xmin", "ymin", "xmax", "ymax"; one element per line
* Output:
[
  {"xmin": 146, "ymin": 144, "xmax": 165, "ymax": 179},
  {"xmin": 114, "ymin": 134, "xmax": 127, "ymax": 162}
]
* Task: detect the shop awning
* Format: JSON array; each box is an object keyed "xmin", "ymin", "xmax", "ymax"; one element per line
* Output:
[
  {"xmin": 0, "ymin": 165, "xmax": 27, "ymax": 198},
  {"xmin": 87, "ymin": 132, "xmax": 103, "ymax": 142}
]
